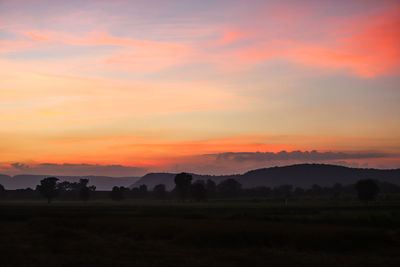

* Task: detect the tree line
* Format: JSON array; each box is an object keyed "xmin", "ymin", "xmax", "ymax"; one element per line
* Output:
[{"xmin": 0, "ymin": 172, "xmax": 398, "ymax": 203}]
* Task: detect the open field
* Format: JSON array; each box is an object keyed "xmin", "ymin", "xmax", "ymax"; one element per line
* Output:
[{"xmin": 1, "ymin": 201, "xmax": 400, "ymax": 267}]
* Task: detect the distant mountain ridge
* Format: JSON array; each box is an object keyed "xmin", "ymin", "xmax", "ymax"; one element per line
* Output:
[
  {"xmin": 131, "ymin": 164, "xmax": 400, "ymax": 190},
  {"xmin": 2, "ymin": 164, "xmax": 400, "ymax": 190},
  {"xmin": 0, "ymin": 174, "xmax": 140, "ymax": 190}
]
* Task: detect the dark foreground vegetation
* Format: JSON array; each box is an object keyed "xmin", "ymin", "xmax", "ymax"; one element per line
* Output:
[
  {"xmin": 1, "ymin": 174, "xmax": 399, "ymax": 266},
  {"xmin": 0, "ymin": 201, "xmax": 399, "ymax": 267},
  {"xmin": 1, "ymin": 173, "xmax": 400, "ymax": 203}
]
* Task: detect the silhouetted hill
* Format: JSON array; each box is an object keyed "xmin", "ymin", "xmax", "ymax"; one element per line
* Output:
[
  {"xmin": 240, "ymin": 164, "xmax": 400, "ymax": 188},
  {"xmin": 3, "ymin": 164, "xmax": 400, "ymax": 190},
  {"xmin": 0, "ymin": 174, "xmax": 12, "ymax": 187},
  {"xmin": 0, "ymin": 174, "xmax": 140, "ymax": 190},
  {"xmin": 132, "ymin": 164, "xmax": 400, "ymax": 189}
]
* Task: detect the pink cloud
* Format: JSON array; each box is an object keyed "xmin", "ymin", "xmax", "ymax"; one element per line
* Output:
[
  {"xmin": 206, "ymin": 7, "xmax": 400, "ymax": 78},
  {"xmin": 19, "ymin": 29, "xmax": 193, "ymax": 72},
  {"xmin": 0, "ymin": 40, "xmax": 36, "ymax": 53},
  {"xmin": 285, "ymin": 8, "xmax": 400, "ymax": 78},
  {"xmin": 9, "ymin": 5, "xmax": 400, "ymax": 78},
  {"xmin": 209, "ymin": 29, "xmax": 247, "ymax": 46},
  {"xmin": 22, "ymin": 30, "xmax": 184, "ymax": 49}
]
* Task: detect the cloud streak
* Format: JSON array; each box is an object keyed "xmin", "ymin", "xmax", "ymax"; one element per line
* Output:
[
  {"xmin": 166, "ymin": 150, "xmax": 398, "ymax": 175},
  {"xmin": 2, "ymin": 150, "xmax": 397, "ymax": 177},
  {"xmin": 5, "ymin": 162, "xmax": 147, "ymax": 177},
  {"xmin": 212, "ymin": 150, "xmax": 391, "ymax": 162}
]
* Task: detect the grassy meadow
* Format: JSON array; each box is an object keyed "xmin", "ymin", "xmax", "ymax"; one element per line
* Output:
[{"xmin": 0, "ymin": 200, "xmax": 399, "ymax": 266}]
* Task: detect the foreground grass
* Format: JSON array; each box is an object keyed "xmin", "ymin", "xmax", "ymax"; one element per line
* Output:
[{"xmin": 0, "ymin": 201, "xmax": 399, "ymax": 266}]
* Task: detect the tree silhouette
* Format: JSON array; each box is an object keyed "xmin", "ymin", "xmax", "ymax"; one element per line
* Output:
[
  {"xmin": 139, "ymin": 184, "xmax": 148, "ymax": 198},
  {"xmin": 309, "ymin": 184, "xmax": 323, "ymax": 197},
  {"xmin": 332, "ymin": 183, "xmax": 344, "ymax": 198},
  {"xmin": 130, "ymin": 187, "xmax": 140, "ymax": 198},
  {"xmin": 36, "ymin": 177, "xmax": 59, "ymax": 204},
  {"xmin": 57, "ymin": 181, "xmax": 73, "ymax": 192},
  {"xmin": 153, "ymin": 184, "xmax": 167, "ymax": 199},
  {"xmin": 379, "ymin": 181, "xmax": 400, "ymax": 195},
  {"xmin": 206, "ymin": 179, "xmax": 217, "ymax": 198},
  {"xmin": 78, "ymin": 179, "xmax": 96, "ymax": 201},
  {"xmin": 79, "ymin": 178, "xmax": 89, "ymax": 187},
  {"xmin": 79, "ymin": 186, "xmax": 91, "ymax": 201},
  {"xmin": 190, "ymin": 180, "xmax": 207, "ymax": 201},
  {"xmin": 244, "ymin": 186, "xmax": 272, "ymax": 198},
  {"xmin": 217, "ymin": 178, "xmax": 241, "ymax": 198},
  {"xmin": 274, "ymin": 184, "xmax": 293, "ymax": 205},
  {"xmin": 293, "ymin": 187, "xmax": 305, "ymax": 197},
  {"xmin": 355, "ymin": 179, "xmax": 379, "ymax": 202},
  {"xmin": 0, "ymin": 184, "xmax": 5, "ymax": 199},
  {"xmin": 174, "ymin": 172, "xmax": 192, "ymax": 201},
  {"xmin": 110, "ymin": 186, "xmax": 126, "ymax": 201}
]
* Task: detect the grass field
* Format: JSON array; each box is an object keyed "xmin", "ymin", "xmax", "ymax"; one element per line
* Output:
[{"xmin": 1, "ymin": 200, "xmax": 399, "ymax": 266}]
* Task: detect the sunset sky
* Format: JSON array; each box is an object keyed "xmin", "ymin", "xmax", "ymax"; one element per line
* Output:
[{"xmin": 1, "ymin": 0, "xmax": 399, "ymax": 176}]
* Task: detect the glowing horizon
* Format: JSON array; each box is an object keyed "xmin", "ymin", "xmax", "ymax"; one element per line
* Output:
[{"xmin": 1, "ymin": 0, "xmax": 399, "ymax": 176}]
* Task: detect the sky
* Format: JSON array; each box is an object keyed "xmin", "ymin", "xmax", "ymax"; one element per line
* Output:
[{"xmin": 1, "ymin": 0, "xmax": 400, "ymax": 176}]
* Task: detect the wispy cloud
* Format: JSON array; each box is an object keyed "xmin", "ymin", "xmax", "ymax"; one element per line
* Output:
[
  {"xmin": 5, "ymin": 162, "xmax": 146, "ymax": 177},
  {"xmin": 211, "ymin": 150, "xmax": 391, "ymax": 162},
  {"xmin": 166, "ymin": 150, "xmax": 399, "ymax": 175},
  {"xmin": 4, "ymin": 6, "xmax": 398, "ymax": 77}
]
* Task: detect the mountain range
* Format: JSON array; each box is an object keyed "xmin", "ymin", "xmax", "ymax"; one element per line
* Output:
[
  {"xmin": 131, "ymin": 164, "xmax": 400, "ymax": 190},
  {"xmin": 2, "ymin": 164, "xmax": 400, "ymax": 191}
]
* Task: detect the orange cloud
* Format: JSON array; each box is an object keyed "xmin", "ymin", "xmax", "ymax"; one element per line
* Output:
[
  {"xmin": 23, "ymin": 134, "xmax": 298, "ymax": 168},
  {"xmin": 43, "ymin": 133, "xmax": 394, "ymax": 167},
  {"xmin": 2, "ymin": 131, "xmax": 398, "ymax": 174},
  {"xmin": 24, "ymin": 31, "xmax": 49, "ymax": 41}
]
